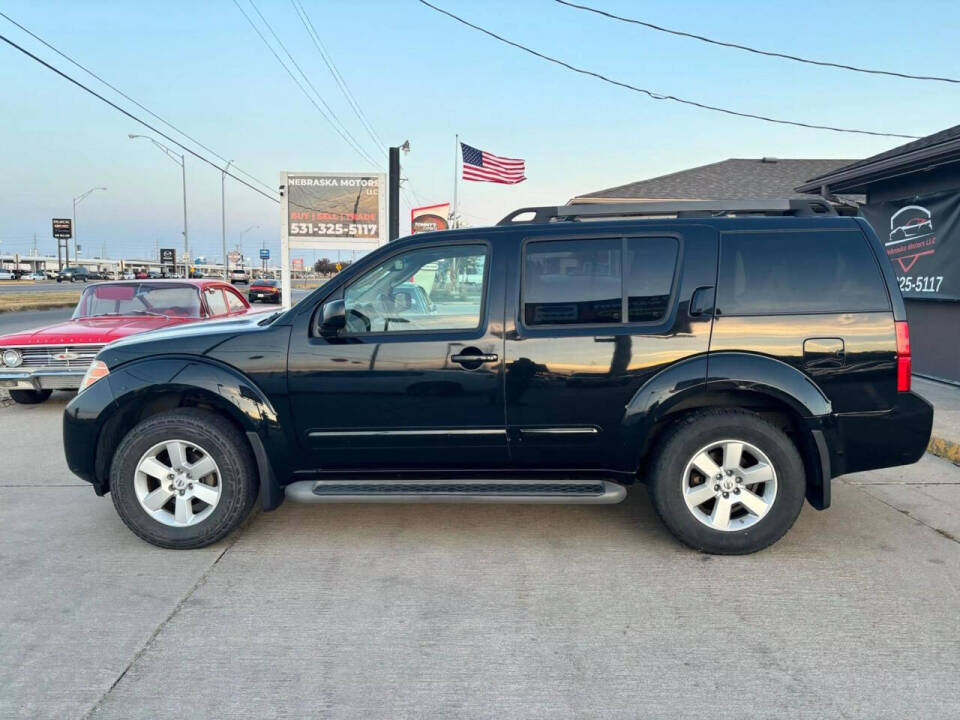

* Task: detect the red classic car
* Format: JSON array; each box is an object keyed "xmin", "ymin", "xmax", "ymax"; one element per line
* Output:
[{"xmin": 0, "ymin": 279, "xmax": 257, "ymax": 404}]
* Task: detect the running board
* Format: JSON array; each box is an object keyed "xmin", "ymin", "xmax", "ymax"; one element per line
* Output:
[{"xmin": 284, "ymin": 479, "xmax": 627, "ymax": 504}]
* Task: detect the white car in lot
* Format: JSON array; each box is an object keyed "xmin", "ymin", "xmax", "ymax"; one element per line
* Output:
[
  {"xmin": 0, "ymin": 270, "xmax": 15, "ymax": 280},
  {"xmin": 27, "ymin": 272, "xmax": 47, "ymax": 281}
]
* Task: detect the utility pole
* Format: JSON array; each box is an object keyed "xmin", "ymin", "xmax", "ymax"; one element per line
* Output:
[
  {"xmin": 388, "ymin": 146, "xmax": 400, "ymax": 241},
  {"xmin": 221, "ymin": 160, "xmax": 232, "ymax": 280},
  {"xmin": 387, "ymin": 141, "xmax": 410, "ymax": 242},
  {"xmin": 73, "ymin": 186, "xmax": 107, "ymax": 261},
  {"xmin": 129, "ymin": 134, "xmax": 187, "ymax": 277}
]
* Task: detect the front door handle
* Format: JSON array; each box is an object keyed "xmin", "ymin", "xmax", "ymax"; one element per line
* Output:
[{"xmin": 451, "ymin": 353, "xmax": 498, "ymax": 364}]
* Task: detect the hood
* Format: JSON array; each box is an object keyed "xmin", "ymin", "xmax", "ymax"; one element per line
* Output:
[
  {"xmin": 0, "ymin": 315, "xmax": 193, "ymax": 347},
  {"xmin": 100, "ymin": 311, "xmax": 278, "ymax": 365}
]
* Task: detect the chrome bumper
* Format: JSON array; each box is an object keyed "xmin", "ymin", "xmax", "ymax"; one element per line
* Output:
[{"xmin": 0, "ymin": 369, "xmax": 85, "ymax": 391}]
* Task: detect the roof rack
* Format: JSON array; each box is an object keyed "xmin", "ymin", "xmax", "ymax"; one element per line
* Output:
[{"xmin": 496, "ymin": 198, "xmax": 839, "ymax": 226}]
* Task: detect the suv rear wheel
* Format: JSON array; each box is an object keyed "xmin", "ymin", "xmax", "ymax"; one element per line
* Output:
[
  {"xmin": 648, "ymin": 409, "xmax": 805, "ymax": 554},
  {"xmin": 109, "ymin": 409, "xmax": 258, "ymax": 549}
]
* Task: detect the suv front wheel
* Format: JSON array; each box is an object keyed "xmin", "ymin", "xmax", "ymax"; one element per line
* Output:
[
  {"xmin": 109, "ymin": 409, "xmax": 258, "ymax": 549},
  {"xmin": 648, "ymin": 409, "xmax": 805, "ymax": 554}
]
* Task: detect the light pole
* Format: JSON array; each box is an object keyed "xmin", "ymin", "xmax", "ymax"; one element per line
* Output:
[
  {"xmin": 73, "ymin": 187, "xmax": 107, "ymax": 263},
  {"xmin": 239, "ymin": 225, "xmax": 258, "ymax": 267},
  {"xmin": 221, "ymin": 159, "xmax": 233, "ymax": 280},
  {"xmin": 129, "ymin": 134, "xmax": 187, "ymax": 276}
]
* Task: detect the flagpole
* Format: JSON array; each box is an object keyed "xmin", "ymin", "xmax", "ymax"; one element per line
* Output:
[{"xmin": 452, "ymin": 134, "xmax": 460, "ymax": 228}]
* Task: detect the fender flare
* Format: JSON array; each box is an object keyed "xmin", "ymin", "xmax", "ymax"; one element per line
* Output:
[
  {"xmin": 99, "ymin": 356, "xmax": 287, "ymax": 509},
  {"xmin": 621, "ymin": 352, "xmax": 832, "ymax": 505}
]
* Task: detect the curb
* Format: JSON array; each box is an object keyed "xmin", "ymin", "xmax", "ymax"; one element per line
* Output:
[
  {"xmin": 928, "ymin": 435, "xmax": 960, "ymax": 465},
  {"xmin": 0, "ymin": 301, "xmax": 79, "ymax": 314}
]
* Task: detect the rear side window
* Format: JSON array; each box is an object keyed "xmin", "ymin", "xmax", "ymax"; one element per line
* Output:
[
  {"xmin": 523, "ymin": 236, "xmax": 678, "ymax": 326},
  {"xmin": 718, "ymin": 230, "xmax": 890, "ymax": 315}
]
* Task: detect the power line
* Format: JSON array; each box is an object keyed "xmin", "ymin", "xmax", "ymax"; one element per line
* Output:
[
  {"xmin": 555, "ymin": 0, "xmax": 960, "ymax": 85},
  {"xmin": 417, "ymin": 0, "xmax": 919, "ymax": 140},
  {"xmin": 247, "ymin": 0, "xmax": 384, "ymax": 167},
  {"xmin": 291, "ymin": 0, "xmax": 386, "ymax": 150},
  {"xmin": 234, "ymin": 0, "xmax": 382, "ymax": 169},
  {"xmin": 0, "ymin": 31, "xmax": 282, "ymax": 204},
  {"xmin": 0, "ymin": 10, "xmax": 277, "ymax": 194}
]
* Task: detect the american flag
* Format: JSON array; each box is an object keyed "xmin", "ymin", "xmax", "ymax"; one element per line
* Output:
[{"xmin": 461, "ymin": 142, "xmax": 526, "ymax": 184}]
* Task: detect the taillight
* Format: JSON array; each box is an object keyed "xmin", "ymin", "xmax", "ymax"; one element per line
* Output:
[{"xmin": 895, "ymin": 321, "xmax": 911, "ymax": 392}]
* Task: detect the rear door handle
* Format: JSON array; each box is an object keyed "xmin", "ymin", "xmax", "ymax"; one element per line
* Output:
[{"xmin": 451, "ymin": 353, "xmax": 498, "ymax": 363}]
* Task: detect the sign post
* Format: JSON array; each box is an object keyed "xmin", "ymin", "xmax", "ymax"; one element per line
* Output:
[
  {"xmin": 259, "ymin": 247, "xmax": 270, "ymax": 274},
  {"xmin": 52, "ymin": 219, "xmax": 72, "ymax": 270},
  {"xmin": 280, "ymin": 172, "xmax": 387, "ymax": 307},
  {"xmin": 160, "ymin": 248, "xmax": 176, "ymax": 277}
]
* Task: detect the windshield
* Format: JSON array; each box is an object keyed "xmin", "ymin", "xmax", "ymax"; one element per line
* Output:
[{"xmin": 73, "ymin": 283, "xmax": 203, "ymax": 319}]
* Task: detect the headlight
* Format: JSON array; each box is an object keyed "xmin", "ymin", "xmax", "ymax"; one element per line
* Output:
[
  {"xmin": 78, "ymin": 360, "xmax": 109, "ymax": 393},
  {"xmin": 2, "ymin": 349, "xmax": 22, "ymax": 367}
]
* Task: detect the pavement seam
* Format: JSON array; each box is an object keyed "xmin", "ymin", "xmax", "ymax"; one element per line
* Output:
[
  {"xmin": 79, "ymin": 509, "xmax": 259, "ymax": 719},
  {"xmin": 846, "ymin": 480, "xmax": 960, "ymax": 546}
]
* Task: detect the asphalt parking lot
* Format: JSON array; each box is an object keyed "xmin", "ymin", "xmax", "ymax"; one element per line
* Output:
[{"xmin": 2, "ymin": 393, "xmax": 959, "ymax": 719}]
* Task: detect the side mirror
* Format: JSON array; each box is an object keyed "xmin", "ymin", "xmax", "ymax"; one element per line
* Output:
[{"xmin": 318, "ymin": 299, "xmax": 346, "ymax": 338}]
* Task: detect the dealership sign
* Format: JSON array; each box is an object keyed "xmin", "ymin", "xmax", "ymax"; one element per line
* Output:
[
  {"xmin": 160, "ymin": 248, "xmax": 176, "ymax": 265},
  {"xmin": 279, "ymin": 171, "xmax": 387, "ymax": 306},
  {"xmin": 861, "ymin": 191, "xmax": 960, "ymax": 300},
  {"xmin": 411, "ymin": 203, "xmax": 450, "ymax": 234},
  {"xmin": 259, "ymin": 248, "xmax": 270, "ymax": 260},
  {"xmin": 52, "ymin": 218, "xmax": 72, "ymax": 239}
]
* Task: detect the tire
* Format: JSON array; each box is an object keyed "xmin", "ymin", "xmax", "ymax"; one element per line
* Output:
[
  {"xmin": 109, "ymin": 408, "xmax": 258, "ymax": 549},
  {"xmin": 647, "ymin": 409, "xmax": 805, "ymax": 555},
  {"xmin": 9, "ymin": 389, "xmax": 53, "ymax": 404}
]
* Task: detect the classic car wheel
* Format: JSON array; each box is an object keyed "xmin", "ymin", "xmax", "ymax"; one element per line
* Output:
[
  {"xmin": 648, "ymin": 409, "xmax": 805, "ymax": 555},
  {"xmin": 110, "ymin": 408, "xmax": 258, "ymax": 549},
  {"xmin": 9, "ymin": 389, "xmax": 53, "ymax": 404}
]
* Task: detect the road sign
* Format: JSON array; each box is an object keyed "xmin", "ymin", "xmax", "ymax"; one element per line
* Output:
[
  {"xmin": 52, "ymin": 218, "xmax": 72, "ymax": 239},
  {"xmin": 259, "ymin": 248, "xmax": 270, "ymax": 260},
  {"xmin": 160, "ymin": 248, "xmax": 176, "ymax": 265}
]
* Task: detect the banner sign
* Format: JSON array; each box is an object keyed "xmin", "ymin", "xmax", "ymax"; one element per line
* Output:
[
  {"xmin": 861, "ymin": 191, "xmax": 960, "ymax": 300},
  {"xmin": 52, "ymin": 218, "xmax": 72, "ymax": 239},
  {"xmin": 160, "ymin": 248, "xmax": 176, "ymax": 265},
  {"xmin": 411, "ymin": 203, "xmax": 450, "ymax": 234}
]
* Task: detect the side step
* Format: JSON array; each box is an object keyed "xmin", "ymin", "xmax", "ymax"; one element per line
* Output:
[{"xmin": 284, "ymin": 479, "xmax": 627, "ymax": 504}]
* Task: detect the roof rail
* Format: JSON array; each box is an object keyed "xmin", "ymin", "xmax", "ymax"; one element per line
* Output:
[{"xmin": 496, "ymin": 198, "xmax": 838, "ymax": 225}]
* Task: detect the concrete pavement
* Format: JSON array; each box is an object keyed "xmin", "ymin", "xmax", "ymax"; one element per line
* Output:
[{"xmin": 1, "ymin": 398, "xmax": 959, "ymax": 718}]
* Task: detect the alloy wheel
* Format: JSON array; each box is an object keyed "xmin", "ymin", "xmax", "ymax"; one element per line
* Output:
[
  {"xmin": 133, "ymin": 439, "xmax": 222, "ymax": 527},
  {"xmin": 681, "ymin": 439, "xmax": 778, "ymax": 532}
]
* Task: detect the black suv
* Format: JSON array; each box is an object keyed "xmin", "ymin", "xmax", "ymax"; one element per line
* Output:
[
  {"xmin": 57, "ymin": 266, "xmax": 92, "ymax": 282},
  {"xmin": 63, "ymin": 199, "xmax": 933, "ymax": 553}
]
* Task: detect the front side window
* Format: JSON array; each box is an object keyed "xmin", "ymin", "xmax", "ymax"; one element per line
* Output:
[
  {"xmin": 225, "ymin": 289, "xmax": 246, "ymax": 312},
  {"xmin": 342, "ymin": 244, "xmax": 487, "ymax": 333},
  {"xmin": 205, "ymin": 288, "xmax": 228, "ymax": 316}
]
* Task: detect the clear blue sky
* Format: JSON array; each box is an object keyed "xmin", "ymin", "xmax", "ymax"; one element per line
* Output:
[{"xmin": 2, "ymin": 0, "xmax": 959, "ymax": 265}]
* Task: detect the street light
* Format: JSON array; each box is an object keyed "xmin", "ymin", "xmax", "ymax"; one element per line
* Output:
[
  {"xmin": 73, "ymin": 187, "xmax": 106, "ymax": 262},
  {"xmin": 221, "ymin": 159, "xmax": 233, "ymax": 280},
  {"xmin": 129, "ymin": 133, "xmax": 187, "ymax": 276},
  {"xmin": 239, "ymin": 224, "xmax": 259, "ymax": 261}
]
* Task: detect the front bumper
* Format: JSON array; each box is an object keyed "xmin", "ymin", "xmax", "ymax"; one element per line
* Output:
[{"xmin": 0, "ymin": 368, "xmax": 85, "ymax": 391}]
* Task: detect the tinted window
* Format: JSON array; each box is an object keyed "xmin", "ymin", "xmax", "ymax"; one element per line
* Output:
[
  {"xmin": 524, "ymin": 239, "xmax": 622, "ymax": 325},
  {"xmin": 718, "ymin": 231, "xmax": 890, "ymax": 315},
  {"xmin": 625, "ymin": 237, "xmax": 678, "ymax": 322},
  {"xmin": 343, "ymin": 244, "xmax": 487, "ymax": 333},
  {"xmin": 205, "ymin": 288, "xmax": 227, "ymax": 316}
]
